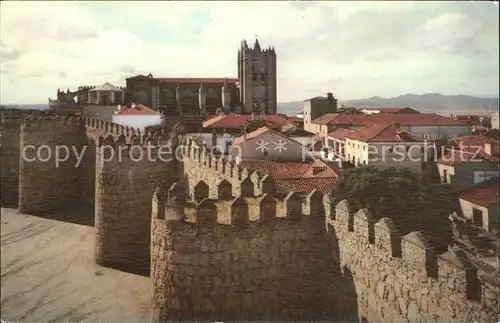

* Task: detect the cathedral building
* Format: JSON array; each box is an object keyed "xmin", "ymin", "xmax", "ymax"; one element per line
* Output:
[{"xmin": 125, "ymin": 38, "xmax": 277, "ymax": 117}]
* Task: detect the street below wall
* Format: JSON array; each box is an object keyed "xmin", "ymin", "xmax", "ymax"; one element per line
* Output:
[{"xmin": 0, "ymin": 208, "xmax": 150, "ymax": 322}]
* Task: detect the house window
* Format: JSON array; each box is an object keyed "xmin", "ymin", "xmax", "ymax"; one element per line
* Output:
[
  {"xmin": 363, "ymin": 146, "xmax": 366, "ymax": 151},
  {"xmin": 263, "ymin": 150, "xmax": 268, "ymax": 156},
  {"xmin": 225, "ymin": 141, "xmax": 231, "ymax": 154},
  {"xmin": 406, "ymin": 146, "xmax": 410, "ymax": 152},
  {"xmin": 363, "ymin": 160, "xmax": 367, "ymax": 164},
  {"xmin": 260, "ymin": 72, "xmax": 266, "ymax": 81},
  {"xmin": 252, "ymin": 73, "xmax": 257, "ymax": 81},
  {"xmin": 472, "ymin": 208, "xmax": 483, "ymax": 228}
]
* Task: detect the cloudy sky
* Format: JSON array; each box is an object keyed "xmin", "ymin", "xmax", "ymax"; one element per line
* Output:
[{"xmin": 0, "ymin": 1, "xmax": 498, "ymax": 104}]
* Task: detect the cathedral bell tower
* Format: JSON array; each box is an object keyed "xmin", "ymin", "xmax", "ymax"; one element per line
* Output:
[{"xmin": 237, "ymin": 38, "xmax": 277, "ymax": 114}]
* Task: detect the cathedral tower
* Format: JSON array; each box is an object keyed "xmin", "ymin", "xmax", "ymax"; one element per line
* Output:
[{"xmin": 237, "ymin": 38, "xmax": 277, "ymax": 114}]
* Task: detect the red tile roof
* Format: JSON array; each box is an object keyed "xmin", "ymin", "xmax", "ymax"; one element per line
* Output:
[
  {"xmin": 278, "ymin": 178, "xmax": 337, "ymax": 195},
  {"xmin": 287, "ymin": 116, "xmax": 303, "ymax": 123},
  {"xmin": 239, "ymin": 159, "xmax": 339, "ymax": 194},
  {"xmin": 344, "ymin": 124, "xmax": 425, "ymax": 142},
  {"xmin": 312, "ymin": 113, "xmax": 355, "ymax": 125},
  {"xmin": 473, "ymin": 126, "xmax": 490, "ymax": 133},
  {"xmin": 126, "ymin": 74, "xmax": 238, "ymax": 84},
  {"xmin": 437, "ymin": 148, "xmax": 500, "ymax": 166},
  {"xmin": 312, "ymin": 113, "xmax": 468, "ymax": 126},
  {"xmin": 459, "ymin": 181, "xmax": 500, "ymax": 207},
  {"xmin": 328, "ymin": 128, "xmax": 355, "ymax": 140},
  {"xmin": 115, "ymin": 104, "xmax": 159, "ymax": 116},
  {"xmin": 451, "ymin": 135, "xmax": 500, "ymax": 156},
  {"xmin": 233, "ymin": 126, "xmax": 303, "ymax": 146},
  {"xmin": 202, "ymin": 114, "xmax": 293, "ymax": 129}
]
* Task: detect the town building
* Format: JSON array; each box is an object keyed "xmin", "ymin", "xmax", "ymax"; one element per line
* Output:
[
  {"xmin": 309, "ymin": 113, "xmax": 471, "ymax": 144},
  {"xmin": 198, "ymin": 114, "xmax": 293, "ymax": 149},
  {"xmin": 340, "ymin": 124, "xmax": 431, "ymax": 173},
  {"xmin": 437, "ymin": 136, "xmax": 499, "ymax": 192},
  {"xmin": 231, "ymin": 126, "xmax": 306, "ymax": 162},
  {"xmin": 303, "ymin": 93, "xmax": 338, "ymax": 133},
  {"xmin": 458, "ymin": 180, "xmax": 499, "ymax": 232},
  {"xmin": 492, "ymin": 110, "xmax": 500, "ymax": 130}
]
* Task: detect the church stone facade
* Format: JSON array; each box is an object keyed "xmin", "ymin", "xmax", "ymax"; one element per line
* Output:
[{"xmin": 126, "ymin": 38, "xmax": 277, "ymax": 116}]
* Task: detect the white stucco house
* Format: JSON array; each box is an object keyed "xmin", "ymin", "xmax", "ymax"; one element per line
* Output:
[
  {"xmin": 343, "ymin": 124, "xmax": 433, "ymax": 173},
  {"xmin": 111, "ymin": 103, "xmax": 163, "ymax": 130}
]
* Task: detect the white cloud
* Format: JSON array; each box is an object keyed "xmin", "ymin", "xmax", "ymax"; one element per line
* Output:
[{"xmin": 0, "ymin": 1, "xmax": 498, "ymax": 104}]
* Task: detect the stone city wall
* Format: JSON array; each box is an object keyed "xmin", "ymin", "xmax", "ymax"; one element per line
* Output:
[
  {"xmin": 18, "ymin": 116, "xmax": 89, "ymax": 218},
  {"xmin": 0, "ymin": 109, "xmax": 47, "ymax": 207},
  {"xmin": 150, "ymin": 183, "xmax": 346, "ymax": 322},
  {"xmin": 324, "ymin": 197, "xmax": 500, "ymax": 323},
  {"xmin": 89, "ymin": 119, "xmax": 177, "ymax": 275}
]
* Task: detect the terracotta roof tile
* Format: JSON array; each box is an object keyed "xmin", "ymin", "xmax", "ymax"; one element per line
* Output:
[
  {"xmin": 115, "ymin": 104, "xmax": 159, "ymax": 116},
  {"xmin": 345, "ymin": 124, "xmax": 425, "ymax": 142},
  {"xmin": 314, "ymin": 113, "xmax": 468, "ymax": 126},
  {"xmin": 328, "ymin": 128, "xmax": 355, "ymax": 140},
  {"xmin": 233, "ymin": 126, "xmax": 305, "ymax": 146},
  {"xmin": 202, "ymin": 114, "xmax": 292, "ymax": 129},
  {"xmin": 240, "ymin": 159, "xmax": 339, "ymax": 179},
  {"xmin": 239, "ymin": 159, "xmax": 340, "ymax": 195},
  {"xmin": 437, "ymin": 148, "xmax": 500, "ymax": 166},
  {"xmin": 451, "ymin": 135, "xmax": 500, "ymax": 156},
  {"xmin": 277, "ymin": 178, "xmax": 337, "ymax": 195},
  {"xmin": 459, "ymin": 181, "xmax": 500, "ymax": 207}
]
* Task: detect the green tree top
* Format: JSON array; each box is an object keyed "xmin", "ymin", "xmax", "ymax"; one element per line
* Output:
[{"xmin": 333, "ymin": 165, "xmax": 454, "ymax": 253}]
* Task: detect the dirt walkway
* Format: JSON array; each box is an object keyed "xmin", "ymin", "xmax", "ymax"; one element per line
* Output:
[{"xmin": 1, "ymin": 208, "xmax": 150, "ymax": 322}]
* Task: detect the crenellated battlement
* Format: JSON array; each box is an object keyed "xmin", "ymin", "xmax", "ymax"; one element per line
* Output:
[
  {"xmin": 150, "ymin": 180, "xmax": 334, "ymax": 321},
  {"xmin": 79, "ymin": 85, "xmax": 97, "ymax": 90},
  {"xmin": 84, "ymin": 117, "xmax": 171, "ymax": 147},
  {"xmin": 324, "ymin": 198, "xmax": 500, "ymax": 322},
  {"xmin": 152, "ymin": 180, "xmax": 317, "ymax": 230},
  {"xmin": 179, "ymin": 137, "xmax": 287, "ymax": 201}
]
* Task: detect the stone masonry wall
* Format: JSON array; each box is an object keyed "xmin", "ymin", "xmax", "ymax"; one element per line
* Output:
[
  {"xmin": 94, "ymin": 132, "xmax": 175, "ymax": 275},
  {"xmin": 324, "ymin": 198, "xmax": 500, "ymax": 323},
  {"xmin": 150, "ymin": 139, "xmax": 359, "ymax": 322},
  {"xmin": 150, "ymin": 190, "xmax": 347, "ymax": 322},
  {"xmin": 0, "ymin": 120, "xmax": 21, "ymax": 207},
  {"xmin": 1, "ymin": 109, "xmax": 46, "ymax": 208},
  {"xmin": 18, "ymin": 116, "xmax": 90, "ymax": 221}
]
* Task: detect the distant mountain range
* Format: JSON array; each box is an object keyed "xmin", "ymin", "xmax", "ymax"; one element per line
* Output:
[{"xmin": 278, "ymin": 94, "xmax": 499, "ymax": 116}]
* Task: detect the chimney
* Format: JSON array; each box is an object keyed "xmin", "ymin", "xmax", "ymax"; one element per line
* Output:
[{"xmin": 484, "ymin": 143, "xmax": 492, "ymax": 155}]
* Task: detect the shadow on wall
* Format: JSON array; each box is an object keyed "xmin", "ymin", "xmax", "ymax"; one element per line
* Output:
[{"xmin": 327, "ymin": 225, "xmax": 360, "ymax": 322}]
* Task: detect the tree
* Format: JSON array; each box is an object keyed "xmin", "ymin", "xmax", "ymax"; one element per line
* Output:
[{"xmin": 333, "ymin": 165, "xmax": 453, "ymax": 253}]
